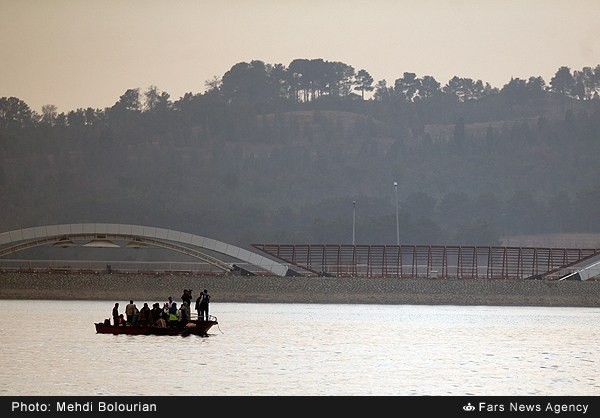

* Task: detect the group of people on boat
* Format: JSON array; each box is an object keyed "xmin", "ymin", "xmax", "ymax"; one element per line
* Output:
[{"xmin": 110, "ymin": 288, "xmax": 211, "ymax": 329}]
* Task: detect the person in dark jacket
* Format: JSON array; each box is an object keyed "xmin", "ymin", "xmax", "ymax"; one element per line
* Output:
[
  {"xmin": 138, "ymin": 302, "xmax": 152, "ymax": 326},
  {"xmin": 181, "ymin": 289, "xmax": 193, "ymax": 307},
  {"xmin": 151, "ymin": 302, "xmax": 162, "ymax": 325},
  {"xmin": 112, "ymin": 302, "xmax": 119, "ymax": 327},
  {"xmin": 180, "ymin": 301, "xmax": 190, "ymax": 327},
  {"xmin": 199, "ymin": 289, "xmax": 210, "ymax": 321}
]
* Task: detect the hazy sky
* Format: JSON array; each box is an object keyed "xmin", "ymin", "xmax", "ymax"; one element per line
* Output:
[{"xmin": 1, "ymin": 0, "xmax": 598, "ymax": 113}]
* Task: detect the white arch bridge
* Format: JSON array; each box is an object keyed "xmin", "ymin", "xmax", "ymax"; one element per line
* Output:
[{"xmin": 0, "ymin": 223, "xmax": 289, "ymax": 276}]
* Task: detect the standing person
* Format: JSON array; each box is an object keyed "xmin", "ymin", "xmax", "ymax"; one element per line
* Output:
[
  {"xmin": 168, "ymin": 302, "xmax": 179, "ymax": 328},
  {"xmin": 112, "ymin": 303, "xmax": 120, "ymax": 327},
  {"xmin": 131, "ymin": 304, "xmax": 139, "ymax": 326},
  {"xmin": 181, "ymin": 289, "xmax": 192, "ymax": 307},
  {"xmin": 138, "ymin": 302, "xmax": 151, "ymax": 326},
  {"xmin": 150, "ymin": 303, "xmax": 162, "ymax": 325},
  {"xmin": 199, "ymin": 289, "xmax": 210, "ymax": 321},
  {"xmin": 195, "ymin": 293, "xmax": 202, "ymax": 321},
  {"xmin": 125, "ymin": 300, "xmax": 135, "ymax": 324},
  {"xmin": 180, "ymin": 301, "xmax": 190, "ymax": 327},
  {"xmin": 164, "ymin": 296, "xmax": 175, "ymax": 312}
]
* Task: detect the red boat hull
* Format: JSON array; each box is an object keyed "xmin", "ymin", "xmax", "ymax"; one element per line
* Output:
[{"xmin": 95, "ymin": 319, "xmax": 217, "ymax": 336}]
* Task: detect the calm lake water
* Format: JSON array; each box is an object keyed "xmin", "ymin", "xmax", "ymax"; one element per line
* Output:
[{"xmin": 0, "ymin": 300, "xmax": 598, "ymax": 396}]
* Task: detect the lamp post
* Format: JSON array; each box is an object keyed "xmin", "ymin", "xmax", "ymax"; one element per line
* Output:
[
  {"xmin": 352, "ymin": 200, "xmax": 356, "ymax": 245},
  {"xmin": 394, "ymin": 182, "xmax": 399, "ymax": 245}
]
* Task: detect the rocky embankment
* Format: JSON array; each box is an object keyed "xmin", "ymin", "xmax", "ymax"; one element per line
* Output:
[{"xmin": 1, "ymin": 271, "xmax": 599, "ymax": 307}]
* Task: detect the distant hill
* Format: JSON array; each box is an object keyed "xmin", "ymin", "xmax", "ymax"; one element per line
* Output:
[{"xmin": 1, "ymin": 86, "xmax": 599, "ymax": 252}]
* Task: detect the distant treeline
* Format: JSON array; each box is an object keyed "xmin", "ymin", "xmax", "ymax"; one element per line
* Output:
[
  {"xmin": 2, "ymin": 59, "xmax": 600, "ymax": 126},
  {"xmin": 0, "ymin": 59, "xmax": 599, "ymax": 251}
]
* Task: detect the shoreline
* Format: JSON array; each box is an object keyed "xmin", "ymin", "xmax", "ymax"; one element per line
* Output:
[{"xmin": 1, "ymin": 271, "xmax": 599, "ymax": 307}]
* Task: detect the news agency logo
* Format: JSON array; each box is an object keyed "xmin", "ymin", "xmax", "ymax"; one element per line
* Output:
[{"xmin": 463, "ymin": 403, "xmax": 475, "ymax": 412}]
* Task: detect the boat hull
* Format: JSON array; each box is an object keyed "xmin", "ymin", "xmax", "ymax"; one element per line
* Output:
[{"xmin": 95, "ymin": 319, "xmax": 217, "ymax": 336}]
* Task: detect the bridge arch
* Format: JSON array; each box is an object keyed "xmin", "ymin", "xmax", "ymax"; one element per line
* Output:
[{"xmin": 0, "ymin": 223, "xmax": 289, "ymax": 276}]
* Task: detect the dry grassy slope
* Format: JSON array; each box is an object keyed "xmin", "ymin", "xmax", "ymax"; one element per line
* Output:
[
  {"xmin": 212, "ymin": 109, "xmax": 397, "ymax": 158},
  {"xmin": 425, "ymin": 95, "xmax": 594, "ymax": 141},
  {"xmin": 179, "ymin": 96, "xmax": 594, "ymax": 158}
]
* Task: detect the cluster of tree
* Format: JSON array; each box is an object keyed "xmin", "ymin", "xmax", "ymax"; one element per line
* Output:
[
  {"xmin": 2, "ymin": 59, "xmax": 600, "ymax": 128},
  {"xmin": 1, "ymin": 59, "xmax": 599, "ymax": 252}
]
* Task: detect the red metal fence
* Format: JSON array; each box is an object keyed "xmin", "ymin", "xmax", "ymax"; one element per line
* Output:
[{"xmin": 252, "ymin": 244, "xmax": 600, "ymax": 279}]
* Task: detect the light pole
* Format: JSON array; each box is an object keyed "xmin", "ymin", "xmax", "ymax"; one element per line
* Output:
[
  {"xmin": 352, "ymin": 200, "xmax": 356, "ymax": 245},
  {"xmin": 394, "ymin": 182, "xmax": 399, "ymax": 245}
]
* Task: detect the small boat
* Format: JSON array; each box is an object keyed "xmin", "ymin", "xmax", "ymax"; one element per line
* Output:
[{"xmin": 95, "ymin": 316, "xmax": 218, "ymax": 337}]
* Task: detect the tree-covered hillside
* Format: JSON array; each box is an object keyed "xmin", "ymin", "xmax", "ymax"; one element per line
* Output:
[{"xmin": 1, "ymin": 59, "xmax": 599, "ymax": 251}]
